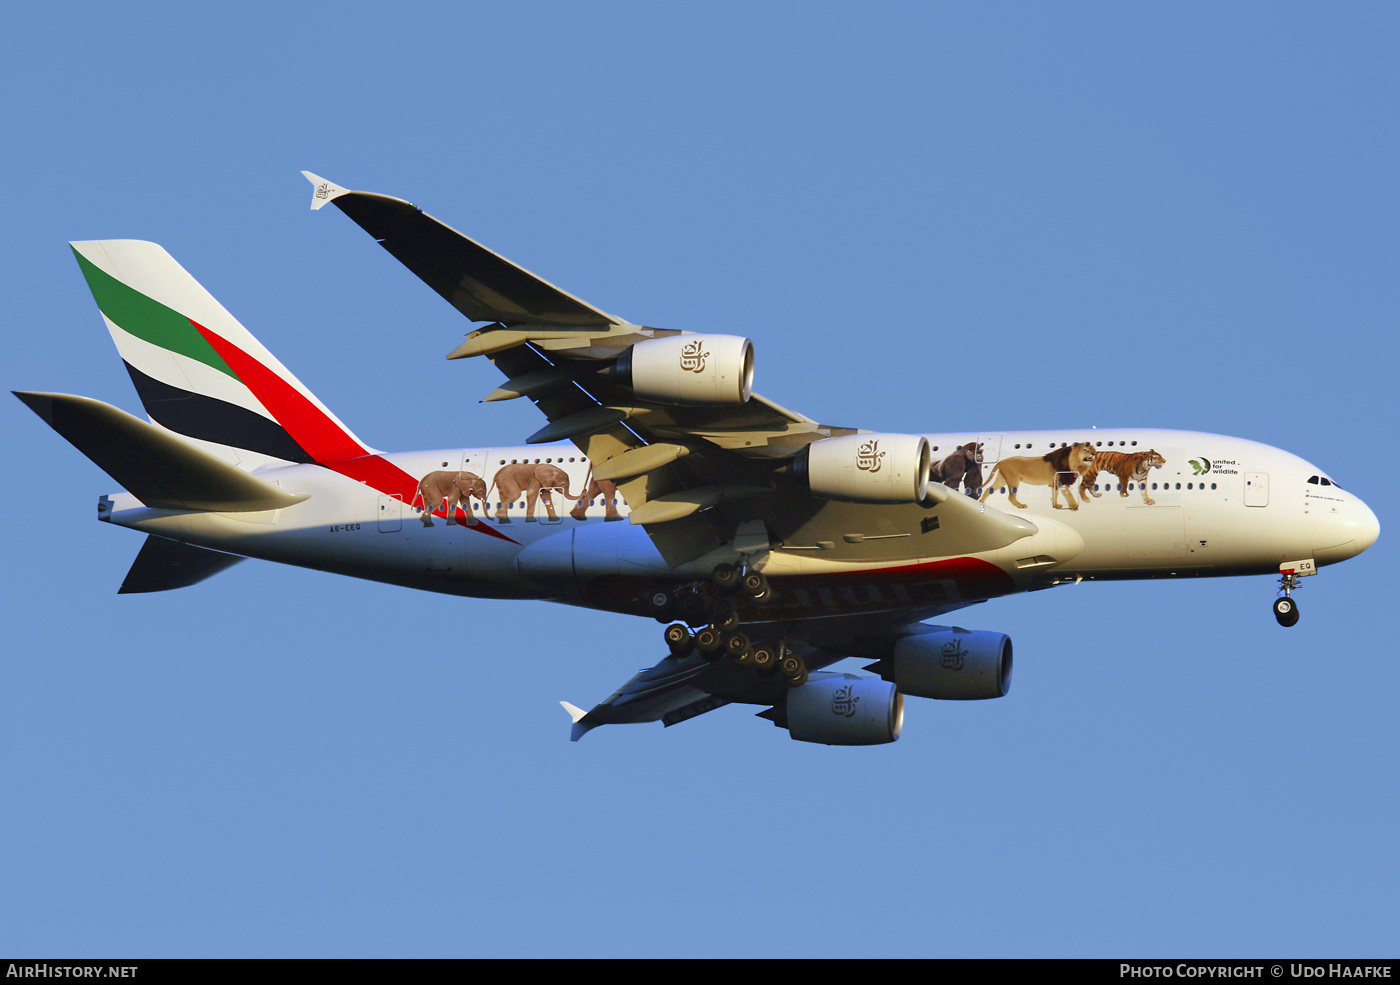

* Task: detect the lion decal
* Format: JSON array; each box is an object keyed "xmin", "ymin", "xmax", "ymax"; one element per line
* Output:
[{"xmin": 978, "ymin": 442, "xmax": 1096, "ymax": 511}]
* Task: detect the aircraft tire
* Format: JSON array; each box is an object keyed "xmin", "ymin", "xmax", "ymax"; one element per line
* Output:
[
  {"xmin": 1273, "ymin": 596, "xmax": 1300, "ymax": 627},
  {"xmin": 679, "ymin": 590, "xmax": 710, "ymax": 626},
  {"xmin": 709, "ymin": 599, "xmax": 739, "ymax": 630},
  {"xmin": 724, "ymin": 631, "xmax": 752, "ymax": 663},
  {"xmin": 695, "ymin": 626, "xmax": 723, "ymax": 659},
  {"xmin": 664, "ymin": 623, "xmax": 694, "ymax": 655},
  {"xmin": 740, "ymin": 571, "xmax": 770, "ymax": 601},
  {"xmin": 649, "ymin": 589, "xmax": 676, "ymax": 623},
  {"xmin": 751, "ymin": 644, "xmax": 777, "ymax": 675},
  {"xmin": 712, "ymin": 563, "xmax": 740, "ymax": 594},
  {"xmin": 778, "ymin": 652, "xmax": 805, "ymax": 680}
]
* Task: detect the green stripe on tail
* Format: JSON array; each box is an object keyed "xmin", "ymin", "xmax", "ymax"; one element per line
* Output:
[{"xmin": 73, "ymin": 248, "xmax": 238, "ymax": 380}]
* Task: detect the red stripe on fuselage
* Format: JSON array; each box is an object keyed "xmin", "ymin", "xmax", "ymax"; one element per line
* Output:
[{"xmin": 191, "ymin": 319, "xmax": 519, "ymax": 545}]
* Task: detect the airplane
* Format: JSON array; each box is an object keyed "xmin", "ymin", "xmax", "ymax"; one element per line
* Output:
[{"xmin": 14, "ymin": 171, "xmax": 1381, "ymax": 745}]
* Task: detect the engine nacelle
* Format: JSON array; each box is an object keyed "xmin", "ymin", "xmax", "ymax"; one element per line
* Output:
[
  {"xmin": 872, "ymin": 628, "xmax": 1012, "ymax": 700},
  {"xmin": 786, "ymin": 675, "xmax": 904, "ymax": 745},
  {"xmin": 798, "ymin": 433, "xmax": 931, "ymax": 504},
  {"xmin": 617, "ymin": 334, "xmax": 754, "ymax": 404}
]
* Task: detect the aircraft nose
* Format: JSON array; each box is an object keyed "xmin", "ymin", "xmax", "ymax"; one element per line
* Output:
[
  {"xmin": 1353, "ymin": 497, "xmax": 1380, "ymax": 554},
  {"xmin": 1314, "ymin": 494, "xmax": 1380, "ymax": 566}
]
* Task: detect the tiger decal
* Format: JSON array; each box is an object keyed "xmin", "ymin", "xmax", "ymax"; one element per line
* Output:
[{"xmin": 1078, "ymin": 449, "xmax": 1167, "ymax": 505}]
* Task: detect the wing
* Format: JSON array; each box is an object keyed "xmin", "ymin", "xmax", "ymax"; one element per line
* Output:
[
  {"xmin": 561, "ymin": 604, "xmax": 978, "ymax": 739},
  {"xmin": 305, "ymin": 173, "xmax": 1036, "ymax": 566}
]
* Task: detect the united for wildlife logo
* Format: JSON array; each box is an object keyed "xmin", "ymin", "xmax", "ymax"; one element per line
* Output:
[
  {"xmin": 1189, "ymin": 458, "xmax": 1211, "ymax": 476},
  {"xmin": 831, "ymin": 685, "xmax": 861, "ymax": 717},
  {"xmin": 679, "ymin": 339, "xmax": 709, "ymax": 373},
  {"xmin": 856, "ymin": 439, "xmax": 885, "ymax": 473}
]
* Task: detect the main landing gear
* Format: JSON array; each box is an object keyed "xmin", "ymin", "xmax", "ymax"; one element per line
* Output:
[
  {"xmin": 1273, "ymin": 572, "xmax": 1302, "ymax": 628},
  {"xmin": 655, "ymin": 563, "xmax": 804, "ymax": 686}
]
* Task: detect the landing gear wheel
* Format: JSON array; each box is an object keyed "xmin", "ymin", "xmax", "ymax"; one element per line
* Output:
[
  {"xmin": 1273, "ymin": 596, "xmax": 1300, "ymax": 628},
  {"xmin": 740, "ymin": 570, "xmax": 770, "ymax": 601},
  {"xmin": 695, "ymin": 626, "xmax": 723, "ymax": 659},
  {"xmin": 678, "ymin": 589, "xmax": 711, "ymax": 627},
  {"xmin": 778, "ymin": 651, "xmax": 807, "ymax": 687},
  {"xmin": 724, "ymin": 631, "xmax": 752, "ymax": 663},
  {"xmin": 664, "ymin": 623, "xmax": 694, "ymax": 655},
  {"xmin": 750, "ymin": 644, "xmax": 777, "ymax": 675},
  {"xmin": 709, "ymin": 599, "xmax": 739, "ymax": 631},
  {"xmin": 648, "ymin": 589, "xmax": 676, "ymax": 623},
  {"xmin": 712, "ymin": 563, "xmax": 740, "ymax": 594}
]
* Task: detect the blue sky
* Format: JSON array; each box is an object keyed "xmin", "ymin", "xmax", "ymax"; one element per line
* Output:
[{"xmin": 3, "ymin": 3, "xmax": 1396, "ymax": 957}]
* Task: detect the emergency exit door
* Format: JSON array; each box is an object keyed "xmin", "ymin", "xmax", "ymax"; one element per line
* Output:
[{"xmin": 1244, "ymin": 472, "xmax": 1269, "ymax": 507}]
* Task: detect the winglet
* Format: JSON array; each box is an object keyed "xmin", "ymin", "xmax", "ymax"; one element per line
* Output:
[
  {"xmin": 560, "ymin": 701, "xmax": 599, "ymax": 742},
  {"xmin": 301, "ymin": 171, "xmax": 350, "ymax": 211}
]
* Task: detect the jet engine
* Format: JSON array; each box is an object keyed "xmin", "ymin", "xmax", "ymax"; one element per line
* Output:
[
  {"xmin": 797, "ymin": 433, "xmax": 931, "ymax": 504},
  {"xmin": 786, "ymin": 675, "xmax": 904, "ymax": 745},
  {"xmin": 614, "ymin": 334, "xmax": 754, "ymax": 404},
  {"xmin": 867, "ymin": 628, "xmax": 1012, "ymax": 700}
]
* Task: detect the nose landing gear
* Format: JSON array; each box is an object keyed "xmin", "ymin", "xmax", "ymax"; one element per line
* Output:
[
  {"xmin": 1273, "ymin": 594, "xmax": 1299, "ymax": 627},
  {"xmin": 1274, "ymin": 571, "xmax": 1302, "ymax": 627}
]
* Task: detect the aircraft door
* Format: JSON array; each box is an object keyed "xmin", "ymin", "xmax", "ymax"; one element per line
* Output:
[
  {"xmin": 1244, "ymin": 472, "xmax": 1269, "ymax": 508},
  {"xmin": 459, "ymin": 450, "xmax": 489, "ymax": 524},
  {"xmin": 976, "ymin": 434, "xmax": 1002, "ymax": 498},
  {"xmin": 977, "ymin": 434, "xmax": 1002, "ymax": 466},
  {"xmin": 378, "ymin": 494, "xmax": 403, "ymax": 532},
  {"xmin": 536, "ymin": 455, "xmax": 571, "ymax": 525}
]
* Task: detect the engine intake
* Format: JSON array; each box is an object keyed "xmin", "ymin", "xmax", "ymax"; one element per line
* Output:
[
  {"xmin": 786, "ymin": 675, "xmax": 904, "ymax": 745},
  {"xmin": 616, "ymin": 334, "xmax": 754, "ymax": 404},
  {"xmin": 798, "ymin": 433, "xmax": 931, "ymax": 504},
  {"xmin": 869, "ymin": 627, "xmax": 1012, "ymax": 700}
]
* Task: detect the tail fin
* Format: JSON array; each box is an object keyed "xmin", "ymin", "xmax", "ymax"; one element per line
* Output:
[{"xmin": 71, "ymin": 240, "xmax": 373, "ymax": 468}]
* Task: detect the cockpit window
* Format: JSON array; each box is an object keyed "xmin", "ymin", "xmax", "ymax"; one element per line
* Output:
[{"xmin": 1308, "ymin": 476, "xmax": 1319, "ymax": 484}]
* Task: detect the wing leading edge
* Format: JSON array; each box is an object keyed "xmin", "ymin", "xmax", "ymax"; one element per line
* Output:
[{"xmin": 301, "ymin": 170, "xmax": 618, "ymax": 327}]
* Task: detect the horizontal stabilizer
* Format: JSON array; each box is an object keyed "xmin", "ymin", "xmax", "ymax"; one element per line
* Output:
[
  {"xmin": 14, "ymin": 392, "xmax": 309, "ymax": 512},
  {"xmin": 119, "ymin": 535, "xmax": 245, "ymax": 594}
]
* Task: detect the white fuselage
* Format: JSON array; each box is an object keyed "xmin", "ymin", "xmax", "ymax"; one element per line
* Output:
[{"xmin": 98, "ymin": 428, "xmax": 1379, "ymax": 623}]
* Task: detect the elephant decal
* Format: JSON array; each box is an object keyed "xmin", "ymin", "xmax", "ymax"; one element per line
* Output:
[
  {"xmin": 416, "ymin": 470, "xmax": 489, "ymax": 526},
  {"xmin": 489, "ymin": 462, "xmax": 586, "ymax": 523}
]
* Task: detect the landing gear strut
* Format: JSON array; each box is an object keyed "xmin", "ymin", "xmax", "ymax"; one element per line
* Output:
[{"xmin": 1274, "ymin": 573, "xmax": 1302, "ymax": 628}]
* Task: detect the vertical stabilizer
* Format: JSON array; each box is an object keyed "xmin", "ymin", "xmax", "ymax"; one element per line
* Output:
[{"xmin": 72, "ymin": 240, "xmax": 374, "ymax": 468}]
